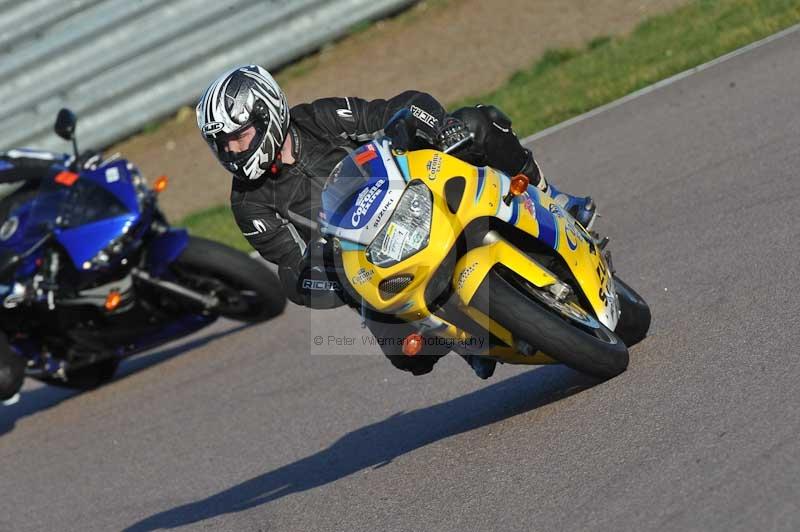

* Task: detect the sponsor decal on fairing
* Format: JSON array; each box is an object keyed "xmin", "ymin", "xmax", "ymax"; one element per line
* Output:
[
  {"xmin": 426, "ymin": 153, "xmax": 442, "ymax": 180},
  {"xmin": 351, "ymin": 178, "xmax": 387, "ymax": 227},
  {"xmin": 351, "ymin": 268, "xmax": 374, "ymax": 285}
]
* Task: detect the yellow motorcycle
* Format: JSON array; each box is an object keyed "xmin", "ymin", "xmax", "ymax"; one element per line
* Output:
[{"xmin": 319, "ymin": 137, "xmax": 650, "ymax": 379}]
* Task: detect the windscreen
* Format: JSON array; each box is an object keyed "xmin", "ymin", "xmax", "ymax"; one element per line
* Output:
[
  {"xmin": 319, "ymin": 141, "xmax": 406, "ymax": 246},
  {"xmin": 320, "ymin": 156, "xmax": 373, "ymax": 228}
]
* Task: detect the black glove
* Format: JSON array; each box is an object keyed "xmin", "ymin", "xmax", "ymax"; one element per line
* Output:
[
  {"xmin": 436, "ymin": 116, "xmax": 472, "ymax": 153},
  {"xmin": 383, "ymin": 109, "xmax": 415, "ymax": 152},
  {"xmin": 385, "ymin": 110, "xmax": 473, "ymax": 154},
  {"xmin": 73, "ymin": 150, "xmax": 103, "ymax": 171}
]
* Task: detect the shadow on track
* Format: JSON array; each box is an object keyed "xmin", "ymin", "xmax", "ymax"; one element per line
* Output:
[
  {"xmin": 126, "ymin": 364, "xmax": 599, "ymax": 531},
  {"xmin": 0, "ymin": 323, "xmax": 251, "ymax": 436}
]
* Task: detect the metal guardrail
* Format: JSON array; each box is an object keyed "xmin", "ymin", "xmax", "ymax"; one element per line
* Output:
[{"xmin": 0, "ymin": 0, "xmax": 416, "ymax": 153}]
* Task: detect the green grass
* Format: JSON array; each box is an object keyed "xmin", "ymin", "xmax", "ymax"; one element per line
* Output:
[
  {"xmin": 454, "ymin": 0, "xmax": 800, "ymax": 136},
  {"xmin": 141, "ymin": 121, "xmax": 163, "ymax": 135},
  {"xmin": 181, "ymin": 0, "xmax": 800, "ymax": 248},
  {"xmin": 180, "ymin": 205, "xmax": 251, "ymax": 253}
]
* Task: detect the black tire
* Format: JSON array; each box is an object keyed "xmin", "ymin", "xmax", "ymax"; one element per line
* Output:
[
  {"xmin": 613, "ymin": 276, "xmax": 651, "ymax": 347},
  {"xmin": 0, "ymin": 332, "xmax": 25, "ymax": 400},
  {"xmin": 40, "ymin": 358, "xmax": 120, "ymax": 390},
  {"xmin": 471, "ymin": 268, "xmax": 629, "ymax": 379},
  {"xmin": 172, "ymin": 236, "xmax": 285, "ymax": 322}
]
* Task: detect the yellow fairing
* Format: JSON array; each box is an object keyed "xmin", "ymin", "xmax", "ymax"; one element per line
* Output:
[{"xmin": 338, "ymin": 149, "xmax": 615, "ymax": 365}]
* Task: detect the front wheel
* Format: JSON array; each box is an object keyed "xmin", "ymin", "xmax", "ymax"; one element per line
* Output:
[
  {"xmin": 0, "ymin": 332, "xmax": 25, "ymax": 400},
  {"xmin": 171, "ymin": 236, "xmax": 286, "ymax": 322},
  {"xmin": 612, "ymin": 276, "xmax": 651, "ymax": 347},
  {"xmin": 471, "ymin": 267, "xmax": 629, "ymax": 379}
]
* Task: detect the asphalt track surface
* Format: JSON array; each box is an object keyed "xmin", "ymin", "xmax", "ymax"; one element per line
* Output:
[{"xmin": 2, "ymin": 28, "xmax": 800, "ymax": 532}]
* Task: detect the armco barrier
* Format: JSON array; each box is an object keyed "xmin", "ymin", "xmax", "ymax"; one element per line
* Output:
[{"xmin": 0, "ymin": 0, "xmax": 415, "ymax": 152}]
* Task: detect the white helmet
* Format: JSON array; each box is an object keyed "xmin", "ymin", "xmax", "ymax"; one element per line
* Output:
[{"xmin": 196, "ymin": 65, "xmax": 290, "ymax": 181}]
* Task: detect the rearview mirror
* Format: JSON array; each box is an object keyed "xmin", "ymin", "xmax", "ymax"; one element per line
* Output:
[{"xmin": 54, "ymin": 108, "xmax": 77, "ymax": 141}]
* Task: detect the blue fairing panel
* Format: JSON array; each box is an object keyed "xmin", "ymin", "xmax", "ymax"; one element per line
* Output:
[
  {"xmin": 58, "ymin": 215, "xmax": 137, "ymax": 268},
  {"xmin": 0, "ymin": 200, "xmax": 36, "ymax": 253},
  {"xmin": 82, "ymin": 161, "xmax": 140, "ymax": 215},
  {"xmin": 147, "ymin": 229, "xmax": 189, "ymax": 277}
]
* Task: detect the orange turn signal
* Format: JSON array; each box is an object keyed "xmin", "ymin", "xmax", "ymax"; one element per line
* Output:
[
  {"xmin": 105, "ymin": 290, "xmax": 121, "ymax": 311},
  {"xmin": 509, "ymin": 174, "xmax": 529, "ymax": 196},
  {"xmin": 153, "ymin": 175, "xmax": 169, "ymax": 193},
  {"xmin": 54, "ymin": 171, "xmax": 79, "ymax": 187},
  {"xmin": 503, "ymin": 174, "xmax": 530, "ymax": 205},
  {"xmin": 402, "ymin": 333, "xmax": 424, "ymax": 357}
]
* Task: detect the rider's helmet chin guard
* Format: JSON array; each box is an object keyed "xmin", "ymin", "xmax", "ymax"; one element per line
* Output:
[{"xmin": 196, "ymin": 65, "xmax": 290, "ymax": 181}]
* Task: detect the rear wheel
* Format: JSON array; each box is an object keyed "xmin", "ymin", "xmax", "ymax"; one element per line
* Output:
[
  {"xmin": 471, "ymin": 267, "xmax": 629, "ymax": 379},
  {"xmin": 171, "ymin": 236, "xmax": 286, "ymax": 322}
]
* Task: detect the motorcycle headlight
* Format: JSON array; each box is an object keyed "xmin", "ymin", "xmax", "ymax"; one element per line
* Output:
[
  {"xmin": 366, "ymin": 181, "xmax": 432, "ymax": 267},
  {"xmin": 129, "ymin": 166, "xmax": 150, "ymax": 211},
  {"xmin": 83, "ymin": 222, "xmax": 138, "ymax": 270}
]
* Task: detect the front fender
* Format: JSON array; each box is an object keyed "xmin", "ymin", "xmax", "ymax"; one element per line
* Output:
[
  {"xmin": 453, "ymin": 234, "xmax": 559, "ymax": 305},
  {"xmin": 147, "ymin": 229, "xmax": 189, "ymax": 277}
]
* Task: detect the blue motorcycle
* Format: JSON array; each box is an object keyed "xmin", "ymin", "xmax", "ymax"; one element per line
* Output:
[{"xmin": 0, "ymin": 109, "xmax": 285, "ymax": 399}]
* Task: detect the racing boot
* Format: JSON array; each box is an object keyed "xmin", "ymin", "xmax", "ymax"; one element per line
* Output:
[
  {"xmin": 547, "ymin": 182, "xmax": 597, "ymax": 230},
  {"xmin": 460, "ymin": 354, "xmax": 497, "ymax": 380},
  {"xmin": 520, "ymin": 150, "xmax": 597, "ymax": 230}
]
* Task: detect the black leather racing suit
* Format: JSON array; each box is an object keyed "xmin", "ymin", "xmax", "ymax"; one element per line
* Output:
[{"xmin": 230, "ymin": 90, "xmax": 542, "ymax": 375}]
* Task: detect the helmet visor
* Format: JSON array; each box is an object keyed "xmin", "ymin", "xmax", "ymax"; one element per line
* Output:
[
  {"xmin": 222, "ymin": 124, "xmax": 257, "ymax": 154},
  {"xmin": 207, "ymin": 121, "xmax": 268, "ymax": 165}
]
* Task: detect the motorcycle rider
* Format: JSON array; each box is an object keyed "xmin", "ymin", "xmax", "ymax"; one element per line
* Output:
[{"xmin": 196, "ymin": 64, "xmax": 596, "ymax": 378}]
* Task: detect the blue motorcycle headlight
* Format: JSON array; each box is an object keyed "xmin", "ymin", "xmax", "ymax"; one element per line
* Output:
[
  {"xmin": 130, "ymin": 167, "xmax": 150, "ymax": 211},
  {"xmin": 83, "ymin": 223, "xmax": 138, "ymax": 270},
  {"xmin": 366, "ymin": 181, "xmax": 432, "ymax": 267}
]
